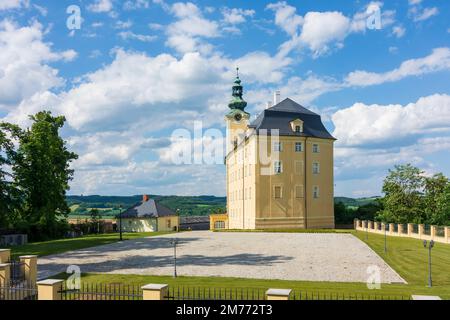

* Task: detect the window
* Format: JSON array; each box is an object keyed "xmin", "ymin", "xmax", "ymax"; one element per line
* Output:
[
  {"xmin": 274, "ymin": 186, "xmax": 282, "ymax": 198},
  {"xmin": 295, "ymin": 125, "xmax": 301, "ymax": 133},
  {"xmin": 214, "ymin": 221, "xmax": 225, "ymax": 229},
  {"xmin": 313, "ymin": 144, "xmax": 320, "ymax": 153},
  {"xmin": 295, "ymin": 185, "xmax": 304, "ymax": 198},
  {"xmin": 295, "ymin": 142, "xmax": 303, "ymax": 152},
  {"xmin": 313, "ymin": 186, "xmax": 320, "ymax": 199},
  {"xmin": 313, "ymin": 162, "xmax": 320, "ymax": 174},
  {"xmin": 274, "ymin": 161, "xmax": 282, "ymax": 174},
  {"xmin": 167, "ymin": 219, "xmax": 171, "ymax": 228},
  {"xmin": 273, "ymin": 142, "xmax": 282, "ymax": 152},
  {"xmin": 295, "ymin": 161, "xmax": 304, "ymax": 174}
]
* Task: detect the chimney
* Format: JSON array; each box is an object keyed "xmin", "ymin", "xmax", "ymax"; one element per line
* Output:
[
  {"xmin": 273, "ymin": 91, "xmax": 281, "ymax": 105},
  {"xmin": 266, "ymin": 101, "xmax": 272, "ymax": 109},
  {"xmin": 143, "ymin": 195, "xmax": 149, "ymax": 202}
]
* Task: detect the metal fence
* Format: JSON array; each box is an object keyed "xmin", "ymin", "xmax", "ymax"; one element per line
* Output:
[
  {"xmin": 165, "ymin": 286, "xmax": 267, "ymax": 300},
  {"xmin": 60, "ymin": 282, "xmax": 143, "ymax": 300},
  {"xmin": 10, "ymin": 260, "xmax": 25, "ymax": 286},
  {"xmin": 0, "ymin": 282, "xmax": 37, "ymax": 300},
  {"xmin": 436, "ymin": 226, "xmax": 446, "ymax": 237},
  {"xmin": 290, "ymin": 290, "xmax": 410, "ymax": 300}
]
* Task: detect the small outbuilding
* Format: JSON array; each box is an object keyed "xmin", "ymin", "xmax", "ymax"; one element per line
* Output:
[{"xmin": 118, "ymin": 195, "xmax": 179, "ymax": 232}]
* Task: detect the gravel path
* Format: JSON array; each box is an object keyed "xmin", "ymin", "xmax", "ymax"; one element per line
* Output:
[{"xmin": 38, "ymin": 231, "xmax": 405, "ymax": 283}]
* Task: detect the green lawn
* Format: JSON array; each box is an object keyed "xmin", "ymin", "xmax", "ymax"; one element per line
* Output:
[
  {"xmin": 51, "ymin": 230, "xmax": 450, "ymax": 299},
  {"xmin": 8, "ymin": 232, "xmax": 173, "ymax": 259}
]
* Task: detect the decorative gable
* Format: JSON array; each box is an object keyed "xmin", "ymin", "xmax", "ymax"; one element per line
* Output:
[{"xmin": 290, "ymin": 119, "xmax": 304, "ymax": 133}]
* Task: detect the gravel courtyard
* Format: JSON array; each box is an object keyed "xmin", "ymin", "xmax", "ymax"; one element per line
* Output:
[{"xmin": 38, "ymin": 231, "xmax": 405, "ymax": 283}]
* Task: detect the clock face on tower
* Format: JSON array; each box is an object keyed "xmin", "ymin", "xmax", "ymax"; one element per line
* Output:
[{"xmin": 234, "ymin": 113, "xmax": 242, "ymax": 122}]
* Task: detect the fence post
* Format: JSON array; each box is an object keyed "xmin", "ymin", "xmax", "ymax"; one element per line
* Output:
[
  {"xmin": 142, "ymin": 284, "xmax": 169, "ymax": 300},
  {"xmin": 0, "ymin": 263, "xmax": 11, "ymax": 287},
  {"xmin": 20, "ymin": 255, "xmax": 38, "ymax": 284},
  {"xmin": 398, "ymin": 224, "xmax": 403, "ymax": 236},
  {"xmin": 389, "ymin": 223, "xmax": 395, "ymax": 234},
  {"xmin": 418, "ymin": 224, "xmax": 424, "ymax": 238},
  {"xmin": 407, "ymin": 223, "xmax": 413, "ymax": 236},
  {"xmin": 37, "ymin": 279, "xmax": 64, "ymax": 300},
  {"xmin": 430, "ymin": 226, "xmax": 436, "ymax": 239},
  {"xmin": 374, "ymin": 222, "xmax": 379, "ymax": 232},
  {"xmin": 0, "ymin": 249, "xmax": 11, "ymax": 263},
  {"xmin": 445, "ymin": 227, "xmax": 449, "ymax": 243},
  {"xmin": 266, "ymin": 289, "xmax": 291, "ymax": 300},
  {"xmin": 354, "ymin": 219, "xmax": 359, "ymax": 230}
]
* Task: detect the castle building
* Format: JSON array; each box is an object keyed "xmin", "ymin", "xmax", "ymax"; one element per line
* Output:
[{"xmin": 224, "ymin": 70, "xmax": 336, "ymax": 229}]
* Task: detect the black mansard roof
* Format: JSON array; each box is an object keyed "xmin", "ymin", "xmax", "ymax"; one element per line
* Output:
[{"xmin": 248, "ymin": 98, "xmax": 335, "ymax": 140}]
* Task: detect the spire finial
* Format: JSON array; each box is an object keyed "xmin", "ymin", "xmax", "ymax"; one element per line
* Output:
[{"xmin": 236, "ymin": 67, "xmax": 239, "ymax": 78}]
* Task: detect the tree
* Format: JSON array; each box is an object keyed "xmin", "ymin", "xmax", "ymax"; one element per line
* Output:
[
  {"xmin": 13, "ymin": 111, "xmax": 78, "ymax": 240},
  {"xmin": 90, "ymin": 208, "xmax": 101, "ymax": 233},
  {"xmin": 0, "ymin": 123, "xmax": 22, "ymax": 229},
  {"xmin": 377, "ymin": 164, "xmax": 425, "ymax": 224},
  {"xmin": 424, "ymin": 173, "xmax": 450, "ymax": 225}
]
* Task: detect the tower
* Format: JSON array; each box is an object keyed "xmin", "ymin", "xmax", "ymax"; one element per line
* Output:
[{"xmin": 225, "ymin": 68, "xmax": 250, "ymax": 155}]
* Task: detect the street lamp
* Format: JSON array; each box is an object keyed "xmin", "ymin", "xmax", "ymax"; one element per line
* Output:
[
  {"xmin": 119, "ymin": 205, "xmax": 123, "ymax": 241},
  {"xmin": 170, "ymin": 238, "xmax": 179, "ymax": 278},
  {"xmin": 423, "ymin": 240, "xmax": 434, "ymax": 287}
]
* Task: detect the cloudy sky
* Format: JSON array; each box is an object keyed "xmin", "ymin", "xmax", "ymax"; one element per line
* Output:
[{"xmin": 0, "ymin": 0, "xmax": 449, "ymax": 197}]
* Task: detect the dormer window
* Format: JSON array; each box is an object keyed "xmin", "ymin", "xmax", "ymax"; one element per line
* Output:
[{"xmin": 290, "ymin": 119, "xmax": 303, "ymax": 133}]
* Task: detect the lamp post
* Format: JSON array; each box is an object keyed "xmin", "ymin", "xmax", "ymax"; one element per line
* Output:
[
  {"xmin": 423, "ymin": 240, "xmax": 434, "ymax": 287},
  {"xmin": 170, "ymin": 238, "xmax": 179, "ymax": 278},
  {"xmin": 119, "ymin": 205, "xmax": 123, "ymax": 241},
  {"xmin": 176, "ymin": 209, "xmax": 180, "ymax": 232}
]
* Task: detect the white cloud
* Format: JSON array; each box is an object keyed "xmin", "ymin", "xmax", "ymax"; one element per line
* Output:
[
  {"xmin": 166, "ymin": 2, "xmax": 219, "ymax": 54},
  {"xmin": 299, "ymin": 11, "xmax": 350, "ymax": 57},
  {"xmin": 392, "ymin": 25, "xmax": 405, "ymax": 38},
  {"xmin": 0, "ymin": 20, "xmax": 75, "ymax": 107},
  {"xmin": 221, "ymin": 8, "xmax": 255, "ymax": 25},
  {"xmin": 413, "ymin": 7, "xmax": 439, "ymax": 22},
  {"xmin": 266, "ymin": 1, "xmax": 303, "ymax": 36},
  {"xmin": 87, "ymin": 0, "xmax": 113, "ymax": 13},
  {"xmin": 332, "ymin": 94, "xmax": 450, "ymax": 147},
  {"xmin": 115, "ymin": 20, "xmax": 133, "ymax": 29},
  {"xmin": 0, "ymin": 0, "xmax": 28, "ymax": 10},
  {"xmin": 123, "ymin": 0, "xmax": 149, "ymax": 10},
  {"xmin": 118, "ymin": 31, "xmax": 157, "ymax": 42},
  {"xmin": 344, "ymin": 47, "xmax": 450, "ymax": 87}
]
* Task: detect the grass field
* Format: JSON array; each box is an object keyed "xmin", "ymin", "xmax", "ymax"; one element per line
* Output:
[
  {"xmin": 8, "ymin": 232, "xmax": 173, "ymax": 259},
  {"xmin": 50, "ymin": 230, "xmax": 450, "ymax": 299}
]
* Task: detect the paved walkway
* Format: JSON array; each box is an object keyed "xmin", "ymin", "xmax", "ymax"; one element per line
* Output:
[{"xmin": 38, "ymin": 231, "xmax": 405, "ymax": 283}]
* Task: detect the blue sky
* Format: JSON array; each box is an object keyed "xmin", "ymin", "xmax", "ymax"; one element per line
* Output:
[{"xmin": 0, "ymin": 0, "xmax": 449, "ymax": 197}]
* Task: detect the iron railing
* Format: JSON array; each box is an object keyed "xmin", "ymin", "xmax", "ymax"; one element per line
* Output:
[
  {"xmin": 165, "ymin": 286, "xmax": 267, "ymax": 300},
  {"xmin": 0, "ymin": 282, "xmax": 37, "ymax": 300},
  {"xmin": 60, "ymin": 282, "xmax": 143, "ymax": 300},
  {"xmin": 290, "ymin": 290, "xmax": 410, "ymax": 300}
]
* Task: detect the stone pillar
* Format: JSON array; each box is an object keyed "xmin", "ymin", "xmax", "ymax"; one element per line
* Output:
[
  {"xmin": 430, "ymin": 226, "xmax": 436, "ymax": 239},
  {"xmin": 445, "ymin": 227, "xmax": 449, "ymax": 243},
  {"xmin": 418, "ymin": 224, "xmax": 424, "ymax": 238},
  {"xmin": 0, "ymin": 249, "xmax": 11, "ymax": 263},
  {"xmin": 142, "ymin": 284, "xmax": 169, "ymax": 300},
  {"xmin": 37, "ymin": 279, "xmax": 64, "ymax": 300},
  {"xmin": 389, "ymin": 223, "xmax": 395, "ymax": 234},
  {"xmin": 266, "ymin": 289, "xmax": 291, "ymax": 300},
  {"xmin": 354, "ymin": 219, "xmax": 359, "ymax": 230},
  {"xmin": 407, "ymin": 223, "xmax": 413, "ymax": 236},
  {"xmin": 0, "ymin": 263, "xmax": 11, "ymax": 287},
  {"xmin": 374, "ymin": 222, "xmax": 379, "ymax": 231},
  {"xmin": 20, "ymin": 255, "xmax": 37, "ymax": 284}
]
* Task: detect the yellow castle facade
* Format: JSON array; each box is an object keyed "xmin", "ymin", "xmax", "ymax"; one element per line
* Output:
[{"xmin": 224, "ymin": 72, "xmax": 335, "ymax": 230}]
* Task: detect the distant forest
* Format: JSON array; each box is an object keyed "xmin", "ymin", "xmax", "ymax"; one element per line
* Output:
[{"xmin": 67, "ymin": 195, "xmax": 379, "ymax": 218}]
